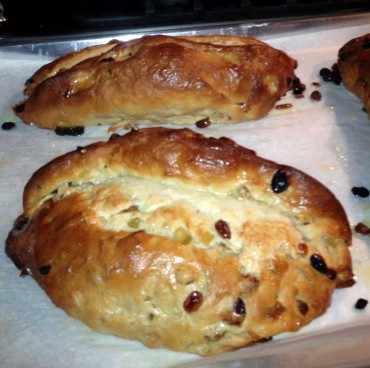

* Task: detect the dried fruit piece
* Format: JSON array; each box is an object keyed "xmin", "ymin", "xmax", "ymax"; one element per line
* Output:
[
  {"xmin": 38, "ymin": 265, "xmax": 51, "ymax": 275},
  {"xmin": 354, "ymin": 222, "xmax": 370, "ymax": 235},
  {"xmin": 183, "ymin": 291, "xmax": 203, "ymax": 313},
  {"xmin": 271, "ymin": 169, "xmax": 289, "ymax": 193},
  {"xmin": 296, "ymin": 299, "xmax": 309, "ymax": 315},
  {"xmin": 355, "ymin": 298, "xmax": 368, "ymax": 310},
  {"xmin": 215, "ymin": 220, "xmax": 231, "ymax": 239},
  {"xmin": 1, "ymin": 121, "xmax": 16, "ymax": 130},
  {"xmin": 351, "ymin": 187, "xmax": 369, "ymax": 198},
  {"xmin": 310, "ymin": 253, "xmax": 337, "ymax": 281},
  {"xmin": 173, "ymin": 227, "xmax": 192, "ymax": 245}
]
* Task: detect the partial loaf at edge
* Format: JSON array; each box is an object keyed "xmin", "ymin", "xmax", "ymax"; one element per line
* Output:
[
  {"xmin": 14, "ymin": 35, "xmax": 297, "ymax": 129},
  {"xmin": 338, "ymin": 33, "xmax": 370, "ymax": 119},
  {"xmin": 5, "ymin": 127, "xmax": 354, "ymax": 355}
]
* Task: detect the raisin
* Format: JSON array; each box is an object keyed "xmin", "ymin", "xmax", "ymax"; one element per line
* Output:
[
  {"xmin": 1, "ymin": 121, "xmax": 16, "ymax": 130},
  {"xmin": 14, "ymin": 216, "xmax": 29, "ymax": 231},
  {"xmin": 271, "ymin": 169, "xmax": 289, "ymax": 193},
  {"xmin": 310, "ymin": 253, "xmax": 337, "ymax": 280},
  {"xmin": 319, "ymin": 68, "xmax": 332, "ymax": 80},
  {"xmin": 183, "ymin": 291, "xmax": 203, "ymax": 313},
  {"xmin": 233, "ymin": 298, "xmax": 246, "ymax": 316},
  {"xmin": 362, "ymin": 37, "xmax": 370, "ymax": 49},
  {"xmin": 55, "ymin": 126, "xmax": 84, "ymax": 136},
  {"xmin": 355, "ymin": 298, "xmax": 368, "ymax": 310},
  {"xmin": 331, "ymin": 63, "xmax": 342, "ymax": 85},
  {"xmin": 354, "ymin": 222, "xmax": 370, "ymax": 235},
  {"xmin": 320, "ymin": 65, "xmax": 342, "ymax": 84},
  {"xmin": 215, "ymin": 219, "xmax": 231, "ymax": 239},
  {"xmin": 265, "ymin": 302, "xmax": 286, "ymax": 319},
  {"xmin": 109, "ymin": 133, "xmax": 120, "ymax": 141},
  {"xmin": 326, "ymin": 269, "xmax": 337, "ymax": 280},
  {"xmin": 292, "ymin": 78, "xmax": 306, "ymax": 95},
  {"xmin": 351, "ymin": 187, "xmax": 370, "ymax": 198},
  {"xmin": 195, "ymin": 117, "xmax": 211, "ymax": 128},
  {"xmin": 297, "ymin": 300, "xmax": 309, "ymax": 315},
  {"xmin": 310, "ymin": 253, "xmax": 328, "ymax": 273},
  {"xmin": 14, "ymin": 103, "xmax": 25, "ymax": 113},
  {"xmin": 310, "ymin": 90, "xmax": 322, "ymax": 101},
  {"xmin": 38, "ymin": 265, "xmax": 51, "ymax": 275}
]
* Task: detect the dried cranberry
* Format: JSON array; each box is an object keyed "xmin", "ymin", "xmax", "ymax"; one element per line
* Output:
[
  {"xmin": 351, "ymin": 187, "xmax": 370, "ymax": 198},
  {"xmin": 215, "ymin": 219, "xmax": 232, "ymax": 239},
  {"xmin": 297, "ymin": 242, "xmax": 308, "ymax": 255},
  {"xmin": 183, "ymin": 291, "xmax": 203, "ymax": 313},
  {"xmin": 354, "ymin": 222, "xmax": 370, "ymax": 235},
  {"xmin": 310, "ymin": 90, "xmax": 322, "ymax": 101},
  {"xmin": 271, "ymin": 169, "xmax": 289, "ymax": 193}
]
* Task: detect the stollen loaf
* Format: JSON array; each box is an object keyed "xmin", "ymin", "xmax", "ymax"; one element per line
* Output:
[
  {"xmin": 13, "ymin": 35, "xmax": 297, "ymax": 129},
  {"xmin": 6, "ymin": 127, "xmax": 354, "ymax": 355}
]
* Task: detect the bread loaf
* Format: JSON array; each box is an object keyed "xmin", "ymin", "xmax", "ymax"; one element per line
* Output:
[
  {"xmin": 6, "ymin": 127, "xmax": 354, "ymax": 355},
  {"xmin": 14, "ymin": 35, "xmax": 297, "ymax": 129},
  {"xmin": 338, "ymin": 33, "xmax": 370, "ymax": 119}
]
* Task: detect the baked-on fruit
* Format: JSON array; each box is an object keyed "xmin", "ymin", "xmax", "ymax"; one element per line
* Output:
[
  {"xmin": 6, "ymin": 127, "xmax": 354, "ymax": 355},
  {"xmin": 338, "ymin": 33, "xmax": 370, "ymax": 119},
  {"xmin": 13, "ymin": 35, "xmax": 297, "ymax": 130}
]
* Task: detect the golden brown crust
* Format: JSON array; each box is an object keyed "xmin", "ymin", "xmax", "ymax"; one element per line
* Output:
[
  {"xmin": 338, "ymin": 33, "xmax": 370, "ymax": 119},
  {"xmin": 14, "ymin": 35, "xmax": 297, "ymax": 129},
  {"xmin": 6, "ymin": 127, "xmax": 353, "ymax": 355}
]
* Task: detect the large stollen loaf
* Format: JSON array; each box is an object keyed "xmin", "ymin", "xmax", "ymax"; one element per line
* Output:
[
  {"xmin": 6, "ymin": 127, "xmax": 354, "ymax": 355},
  {"xmin": 338, "ymin": 33, "xmax": 370, "ymax": 119},
  {"xmin": 13, "ymin": 35, "xmax": 297, "ymax": 129}
]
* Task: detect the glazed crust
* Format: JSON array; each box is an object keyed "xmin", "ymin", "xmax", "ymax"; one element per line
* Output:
[
  {"xmin": 338, "ymin": 33, "xmax": 370, "ymax": 119},
  {"xmin": 14, "ymin": 35, "xmax": 297, "ymax": 129},
  {"xmin": 6, "ymin": 127, "xmax": 353, "ymax": 355}
]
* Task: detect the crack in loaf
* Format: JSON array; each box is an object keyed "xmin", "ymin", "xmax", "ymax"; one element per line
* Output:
[
  {"xmin": 13, "ymin": 35, "xmax": 297, "ymax": 129},
  {"xmin": 5, "ymin": 127, "xmax": 354, "ymax": 355}
]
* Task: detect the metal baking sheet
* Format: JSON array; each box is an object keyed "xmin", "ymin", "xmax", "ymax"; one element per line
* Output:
[{"xmin": 0, "ymin": 12, "xmax": 370, "ymax": 368}]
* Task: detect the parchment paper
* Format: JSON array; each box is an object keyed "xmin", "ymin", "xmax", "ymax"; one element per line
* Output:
[{"xmin": 0, "ymin": 21, "xmax": 370, "ymax": 368}]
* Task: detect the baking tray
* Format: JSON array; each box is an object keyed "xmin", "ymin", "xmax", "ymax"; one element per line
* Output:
[{"xmin": 0, "ymin": 12, "xmax": 370, "ymax": 368}]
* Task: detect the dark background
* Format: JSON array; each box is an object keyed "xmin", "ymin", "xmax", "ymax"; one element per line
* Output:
[{"xmin": 1, "ymin": 0, "xmax": 369, "ymax": 38}]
